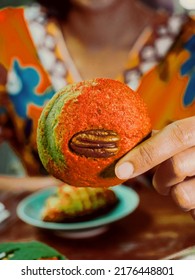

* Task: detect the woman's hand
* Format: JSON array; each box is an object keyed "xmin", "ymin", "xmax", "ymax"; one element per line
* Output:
[
  {"xmin": 115, "ymin": 116, "xmax": 195, "ymax": 219},
  {"xmin": 0, "ymin": 175, "xmax": 64, "ymax": 192}
]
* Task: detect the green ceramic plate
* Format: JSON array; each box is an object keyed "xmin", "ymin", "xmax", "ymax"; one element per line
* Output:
[{"xmin": 17, "ymin": 185, "xmax": 139, "ymax": 231}]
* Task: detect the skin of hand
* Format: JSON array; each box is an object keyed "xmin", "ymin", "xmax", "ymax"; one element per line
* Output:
[
  {"xmin": 0, "ymin": 176, "xmax": 64, "ymax": 192},
  {"xmin": 115, "ymin": 116, "xmax": 195, "ymax": 219}
]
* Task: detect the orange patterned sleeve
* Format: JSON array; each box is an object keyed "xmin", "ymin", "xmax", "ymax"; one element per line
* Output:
[{"xmin": 138, "ymin": 16, "xmax": 195, "ymax": 130}]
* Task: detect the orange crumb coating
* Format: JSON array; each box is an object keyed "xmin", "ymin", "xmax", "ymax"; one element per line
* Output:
[{"xmin": 37, "ymin": 78, "xmax": 151, "ymax": 187}]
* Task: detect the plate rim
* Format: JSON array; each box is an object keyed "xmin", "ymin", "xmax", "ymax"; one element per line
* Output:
[{"xmin": 16, "ymin": 185, "xmax": 139, "ymax": 231}]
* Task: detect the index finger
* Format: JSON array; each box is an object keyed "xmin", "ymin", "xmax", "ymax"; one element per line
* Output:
[{"xmin": 115, "ymin": 116, "xmax": 195, "ymax": 180}]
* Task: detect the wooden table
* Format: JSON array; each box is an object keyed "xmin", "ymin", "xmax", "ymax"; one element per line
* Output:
[{"xmin": 1, "ymin": 180, "xmax": 195, "ymax": 260}]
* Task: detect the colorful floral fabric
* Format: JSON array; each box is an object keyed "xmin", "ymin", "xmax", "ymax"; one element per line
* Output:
[{"xmin": 138, "ymin": 16, "xmax": 195, "ymax": 129}]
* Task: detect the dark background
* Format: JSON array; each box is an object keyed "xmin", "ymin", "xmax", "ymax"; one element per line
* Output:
[
  {"xmin": 0, "ymin": 1, "xmax": 181, "ymax": 13},
  {"xmin": 0, "ymin": 0, "xmax": 32, "ymax": 8}
]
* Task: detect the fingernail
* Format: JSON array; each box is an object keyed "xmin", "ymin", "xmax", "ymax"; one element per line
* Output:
[
  {"xmin": 152, "ymin": 176, "xmax": 169, "ymax": 195},
  {"xmin": 115, "ymin": 162, "xmax": 134, "ymax": 180}
]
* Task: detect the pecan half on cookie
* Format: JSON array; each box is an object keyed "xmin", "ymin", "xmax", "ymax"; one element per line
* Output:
[{"xmin": 69, "ymin": 129, "xmax": 120, "ymax": 158}]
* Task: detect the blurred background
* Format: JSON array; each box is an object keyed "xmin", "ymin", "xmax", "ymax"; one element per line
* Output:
[
  {"xmin": 0, "ymin": 0, "xmax": 32, "ymax": 8},
  {"xmin": 2, "ymin": 0, "xmax": 195, "ymax": 14},
  {"xmin": 0, "ymin": 0, "xmax": 188, "ymax": 13},
  {"xmin": 0, "ymin": 0, "xmax": 31, "ymax": 7}
]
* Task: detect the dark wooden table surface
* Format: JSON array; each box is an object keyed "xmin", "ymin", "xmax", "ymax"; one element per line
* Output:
[{"xmin": 1, "ymin": 181, "xmax": 195, "ymax": 260}]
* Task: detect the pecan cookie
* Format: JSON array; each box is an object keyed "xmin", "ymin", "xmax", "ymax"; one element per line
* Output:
[{"xmin": 37, "ymin": 78, "xmax": 151, "ymax": 187}]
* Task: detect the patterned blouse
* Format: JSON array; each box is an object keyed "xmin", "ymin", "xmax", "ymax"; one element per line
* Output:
[{"xmin": 0, "ymin": 4, "xmax": 195, "ymax": 175}]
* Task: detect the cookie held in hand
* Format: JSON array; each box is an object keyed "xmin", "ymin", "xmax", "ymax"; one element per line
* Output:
[{"xmin": 37, "ymin": 78, "xmax": 151, "ymax": 187}]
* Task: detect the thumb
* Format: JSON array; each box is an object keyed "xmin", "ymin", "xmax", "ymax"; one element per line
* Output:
[{"xmin": 115, "ymin": 117, "xmax": 195, "ymax": 180}]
